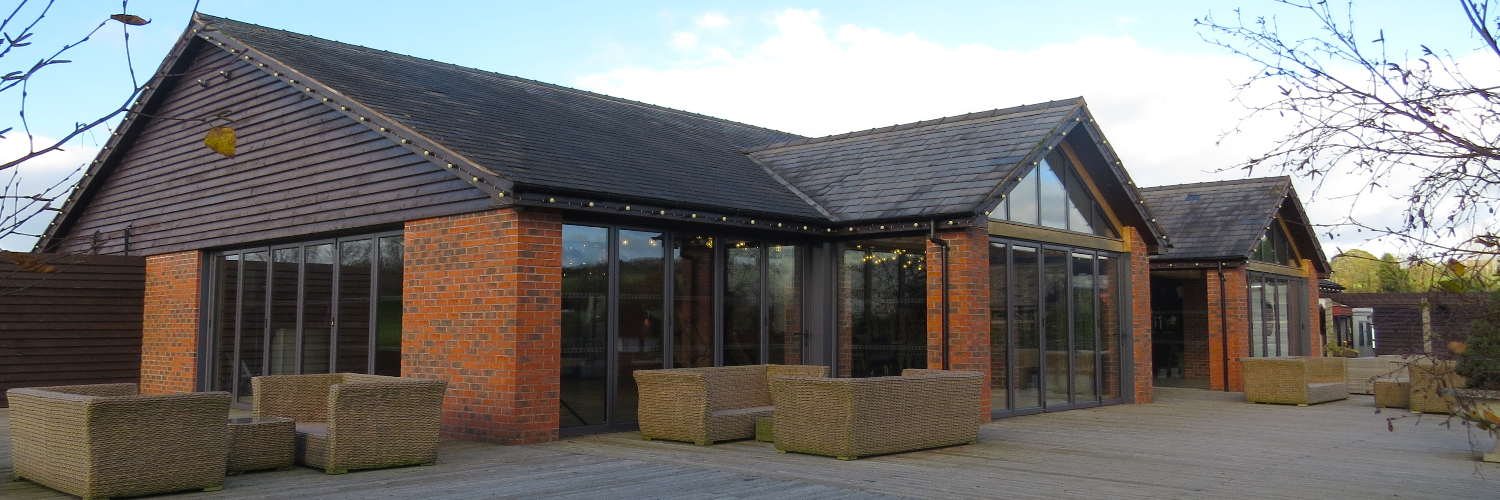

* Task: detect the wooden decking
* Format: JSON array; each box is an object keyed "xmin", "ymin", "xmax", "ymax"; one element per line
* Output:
[{"xmin": 4, "ymin": 388, "xmax": 1497, "ymax": 499}]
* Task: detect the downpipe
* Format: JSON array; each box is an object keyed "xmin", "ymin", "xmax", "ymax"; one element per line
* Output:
[{"xmin": 930, "ymin": 221, "xmax": 951, "ymax": 371}]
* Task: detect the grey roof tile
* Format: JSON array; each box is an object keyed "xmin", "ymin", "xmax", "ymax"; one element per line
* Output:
[{"xmin": 1139, "ymin": 176, "xmax": 1293, "ymax": 260}]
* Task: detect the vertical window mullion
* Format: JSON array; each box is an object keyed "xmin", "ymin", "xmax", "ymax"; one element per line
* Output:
[
  {"xmin": 760, "ymin": 242, "xmax": 770, "ymax": 365},
  {"xmin": 368, "ymin": 237, "xmax": 379, "ymax": 375},
  {"xmin": 330, "ymin": 238, "xmax": 340, "ymax": 373},
  {"xmin": 662, "ymin": 230, "xmax": 674, "ymax": 369},
  {"xmin": 294, "ymin": 245, "xmax": 305, "ymax": 374},
  {"xmin": 231, "ymin": 253, "xmax": 245, "ymax": 401}
]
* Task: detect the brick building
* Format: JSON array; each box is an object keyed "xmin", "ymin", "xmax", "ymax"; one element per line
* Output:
[
  {"xmin": 1138, "ymin": 178, "xmax": 1330, "ymax": 392},
  {"xmin": 39, "ymin": 13, "xmax": 1175, "ymax": 444}
]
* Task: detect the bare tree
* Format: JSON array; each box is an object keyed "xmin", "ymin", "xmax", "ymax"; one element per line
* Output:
[{"xmin": 1198, "ymin": 0, "xmax": 1500, "ymax": 265}]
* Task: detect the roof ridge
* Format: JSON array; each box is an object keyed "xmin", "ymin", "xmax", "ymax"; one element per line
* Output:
[
  {"xmin": 742, "ymin": 97, "xmax": 1084, "ymax": 153},
  {"xmin": 195, "ymin": 12, "xmax": 805, "ymax": 140},
  {"xmin": 1139, "ymin": 175, "xmax": 1291, "ymax": 192}
]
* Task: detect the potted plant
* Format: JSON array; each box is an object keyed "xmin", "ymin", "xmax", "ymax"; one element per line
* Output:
[{"xmin": 1444, "ymin": 290, "xmax": 1500, "ymax": 462}]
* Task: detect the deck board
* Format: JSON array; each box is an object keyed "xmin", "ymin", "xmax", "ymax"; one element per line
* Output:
[{"xmin": 3, "ymin": 388, "xmax": 1496, "ymax": 499}]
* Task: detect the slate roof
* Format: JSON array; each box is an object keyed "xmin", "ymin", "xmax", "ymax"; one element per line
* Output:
[
  {"xmin": 747, "ymin": 99, "xmax": 1082, "ymax": 221},
  {"xmin": 197, "ymin": 14, "xmax": 826, "ymax": 220},
  {"xmin": 1138, "ymin": 177, "xmax": 1296, "ymax": 261}
]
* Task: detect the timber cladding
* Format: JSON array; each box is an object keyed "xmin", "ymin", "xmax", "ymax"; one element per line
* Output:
[{"xmin": 0, "ymin": 252, "xmax": 146, "ymax": 407}]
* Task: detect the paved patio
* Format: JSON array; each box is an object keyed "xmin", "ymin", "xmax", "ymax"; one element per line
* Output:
[{"xmin": 3, "ymin": 388, "xmax": 1497, "ymax": 499}]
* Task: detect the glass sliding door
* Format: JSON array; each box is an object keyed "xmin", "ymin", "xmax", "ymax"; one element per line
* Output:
[
  {"xmin": 560, "ymin": 222, "xmax": 810, "ymax": 435},
  {"xmin": 616, "ymin": 230, "xmax": 665, "ymax": 424},
  {"xmin": 1013, "ymin": 245, "xmax": 1042, "ymax": 409},
  {"xmin": 1043, "ymin": 248, "xmax": 1070, "ymax": 407},
  {"xmin": 989, "ymin": 242, "xmax": 1010, "ymax": 411},
  {"xmin": 672, "ymin": 235, "xmax": 715, "ymax": 368},
  {"xmin": 207, "ymin": 231, "xmax": 402, "ymax": 406},
  {"xmin": 988, "ymin": 238, "xmax": 1126, "ymax": 418},
  {"xmin": 561, "ymin": 225, "xmax": 609, "ymax": 428},
  {"xmin": 767, "ymin": 244, "xmax": 801, "ymax": 365},
  {"xmin": 237, "ymin": 251, "xmax": 268, "ymax": 404},
  {"xmin": 838, "ymin": 236, "xmax": 928, "ymax": 378},
  {"xmin": 336, "ymin": 240, "xmax": 373, "ymax": 374},
  {"xmin": 723, "ymin": 240, "xmax": 762, "ymax": 366},
  {"xmin": 301, "ymin": 244, "xmax": 334, "ymax": 374},
  {"xmin": 1247, "ymin": 273, "xmax": 1307, "ymax": 358}
]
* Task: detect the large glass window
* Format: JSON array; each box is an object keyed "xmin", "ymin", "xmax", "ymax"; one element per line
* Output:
[
  {"xmin": 560, "ymin": 222, "xmax": 810, "ymax": 433},
  {"xmin": 209, "ymin": 231, "xmax": 402, "ymax": 406},
  {"xmin": 1247, "ymin": 273, "xmax": 1307, "ymax": 357},
  {"xmin": 996, "ymin": 149, "xmax": 1117, "ymax": 238},
  {"xmin": 1252, "ymin": 222, "xmax": 1295, "ymax": 266},
  {"xmin": 838, "ymin": 236, "xmax": 928, "ymax": 378},
  {"xmin": 561, "ymin": 225, "xmax": 609, "ymax": 428},
  {"xmin": 988, "ymin": 238, "xmax": 1124, "ymax": 416}
]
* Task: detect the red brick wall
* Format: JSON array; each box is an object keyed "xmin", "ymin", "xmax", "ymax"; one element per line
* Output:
[
  {"xmin": 927, "ymin": 226, "xmax": 991, "ymax": 419},
  {"xmin": 1303, "ymin": 259, "xmax": 1323, "ymax": 357},
  {"xmin": 141, "ymin": 251, "xmax": 201, "ymax": 394},
  {"xmin": 403, "ymin": 207, "xmax": 562, "ymax": 445},
  {"xmin": 1125, "ymin": 227, "xmax": 1153, "ymax": 404},
  {"xmin": 1180, "ymin": 274, "xmax": 1211, "ymax": 381},
  {"xmin": 1221, "ymin": 267, "xmax": 1250, "ymax": 391}
]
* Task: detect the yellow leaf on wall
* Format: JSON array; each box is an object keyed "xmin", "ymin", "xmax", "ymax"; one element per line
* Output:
[{"xmin": 204, "ymin": 126, "xmax": 236, "ymax": 157}]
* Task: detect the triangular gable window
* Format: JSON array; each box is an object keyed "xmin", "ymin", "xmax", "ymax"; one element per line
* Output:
[
  {"xmin": 993, "ymin": 149, "xmax": 1117, "ymax": 238},
  {"xmin": 1252, "ymin": 221, "xmax": 1295, "ymax": 266}
]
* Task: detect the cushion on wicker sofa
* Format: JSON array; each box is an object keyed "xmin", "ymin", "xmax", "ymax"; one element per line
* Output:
[
  {"xmin": 6, "ymin": 383, "xmax": 230, "ymax": 500},
  {"xmin": 769, "ymin": 369, "xmax": 984, "ymax": 460},
  {"xmin": 252, "ymin": 373, "xmax": 447, "ymax": 474},
  {"xmin": 634, "ymin": 364, "xmax": 829, "ymax": 445}
]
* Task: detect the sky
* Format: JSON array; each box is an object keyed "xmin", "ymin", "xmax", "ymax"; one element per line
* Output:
[{"xmin": 0, "ymin": 0, "xmax": 1489, "ymax": 255}]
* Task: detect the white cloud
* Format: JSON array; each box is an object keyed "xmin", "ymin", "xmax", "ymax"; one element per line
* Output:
[
  {"xmin": 697, "ymin": 13, "xmax": 729, "ymax": 28},
  {"xmin": 0, "ymin": 136, "xmax": 95, "ymax": 251},
  {"xmin": 671, "ymin": 31, "xmax": 697, "ymax": 50},
  {"xmin": 575, "ymin": 9, "xmax": 1436, "ymax": 256}
]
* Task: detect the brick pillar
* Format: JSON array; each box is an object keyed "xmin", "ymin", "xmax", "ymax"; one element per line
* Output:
[
  {"xmin": 1222, "ymin": 267, "xmax": 1249, "ymax": 391},
  {"xmin": 1204, "ymin": 269, "xmax": 1225, "ymax": 391},
  {"xmin": 1303, "ymin": 259, "xmax": 1323, "ymax": 357},
  {"xmin": 1124, "ymin": 227, "xmax": 1153, "ymax": 404},
  {"xmin": 141, "ymin": 251, "xmax": 201, "ymax": 394},
  {"xmin": 403, "ymin": 207, "xmax": 562, "ymax": 445},
  {"xmin": 1181, "ymin": 273, "xmax": 1211, "ymax": 381},
  {"xmin": 926, "ymin": 226, "xmax": 991, "ymax": 419}
]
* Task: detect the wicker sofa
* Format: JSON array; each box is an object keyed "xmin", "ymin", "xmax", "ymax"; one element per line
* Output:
[
  {"xmin": 1346, "ymin": 356, "xmax": 1409, "ymax": 394},
  {"xmin": 634, "ymin": 364, "xmax": 829, "ymax": 445},
  {"xmin": 769, "ymin": 369, "xmax": 983, "ymax": 460},
  {"xmin": 1239, "ymin": 357, "xmax": 1349, "ymax": 405},
  {"xmin": 251, "ymin": 373, "xmax": 447, "ymax": 474},
  {"xmin": 1409, "ymin": 361, "xmax": 1466, "ymax": 414},
  {"xmin": 6, "ymin": 383, "xmax": 230, "ymax": 500}
]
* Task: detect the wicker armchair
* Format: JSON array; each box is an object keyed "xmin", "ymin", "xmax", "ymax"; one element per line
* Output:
[
  {"xmin": 251, "ymin": 373, "xmax": 447, "ymax": 474},
  {"xmin": 1239, "ymin": 356, "xmax": 1348, "ymax": 405},
  {"xmin": 1409, "ymin": 361, "xmax": 1466, "ymax": 414},
  {"xmin": 6, "ymin": 384, "xmax": 230, "ymax": 500},
  {"xmin": 634, "ymin": 364, "xmax": 829, "ymax": 445},
  {"xmin": 769, "ymin": 369, "xmax": 984, "ymax": 460},
  {"xmin": 1346, "ymin": 356, "xmax": 1409, "ymax": 395}
]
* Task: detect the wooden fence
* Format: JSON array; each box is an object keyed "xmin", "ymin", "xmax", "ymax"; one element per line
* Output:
[{"xmin": 1, "ymin": 252, "xmax": 146, "ymax": 406}]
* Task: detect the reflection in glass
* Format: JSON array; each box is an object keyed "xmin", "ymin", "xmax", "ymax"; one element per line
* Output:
[
  {"xmin": 673, "ymin": 236, "xmax": 715, "ymax": 368},
  {"xmin": 768, "ymin": 245, "xmax": 802, "ymax": 365},
  {"xmin": 1040, "ymin": 158, "xmax": 1069, "ymax": 229},
  {"xmin": 1099, "ymin": 256, "xmax": 1121, "ymax": 399},
  {"xmin": 1275, "ymin": 279, "xmax": 1291, "ymax": 357},
  {"xmin": 1250, "ymin": 278, "xmax": 1266, "ymax": 357},
  {"xmin": 988, "ymin": 242, "xmax": 1009, "ymax": 410},
  {"xmin": 1008, "ymin": 170, "xmax": 1039, "ymax": 226},
  {"xmin": 1072, "ymin": 253, "xmax": 1097, "ymax": 401},
  {"xmin": 337, "ymin": 240, "xmax": 372, "ymax": 373},
  {"xmin": 301, "ymin": 244, "xmax": 334, "ymax": 374},
  {"xmin": 374, "ymin": 237, "xmax": 403, "ymax": 376},
  {"xmin": 617, "ymin": 230, "xmax": 665, "ymax": 423},
  {"xmin": 269, "ymin": 248, "xmax": 299, "ymax": 375},
  {"xmin": 561, "ymin": 225, "xmax": 609, "ymax": 428},
  {"xmin": 238, "ymin": 251, "xmax": 268, "ymax": 405},
  {"xmin": 1013, "ymin": 246, "xmax": 1041, "ymax": 408},
  {"xmin": 1043, "ymin": 248, "xmax": 1070, "ymax": 406},
  {"xmin": 214, "ymin": 254, "xmax": 239, "ymax": 392},
  {"xmin": 723, "ymin": 241, "xmax": 761, "ymax": 366},
  {"xmin": 839, "ymin": 237, "xmax": 927, "ymax": 378}
]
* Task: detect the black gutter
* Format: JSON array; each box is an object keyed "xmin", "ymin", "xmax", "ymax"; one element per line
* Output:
[{"xmin": 929, "ymin": 221, "xmax": 950, "ymax": 370}]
